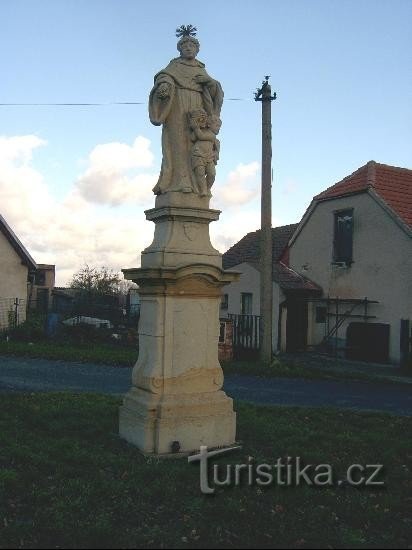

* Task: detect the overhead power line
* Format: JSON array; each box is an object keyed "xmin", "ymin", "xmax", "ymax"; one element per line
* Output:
[
  {"xmin": 0, "ymin": 98, "xmax": 248, "ymax": 107},
  {"xmin": 0, "ymin": 102, "xmax": 145, "ymax": 106}
]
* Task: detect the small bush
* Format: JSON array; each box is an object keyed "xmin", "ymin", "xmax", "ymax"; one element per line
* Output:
[
  {"xmin": 9, "ymin": 313, "xmax": 46, "ymax": 342},
  {"xmin": 59, "ymin": 323, "xmax": 113, "ymax": 345}
]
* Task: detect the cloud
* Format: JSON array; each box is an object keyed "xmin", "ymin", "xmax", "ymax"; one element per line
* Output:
[
  {"xmin": 0, "ymin": 136, "xmax": 266, "ymax": 287},
  {"xmin": 75, "ymin": 136, "xmax": 158, "ymax": 206},
  {"xmin": 0, "ymin": 135, "xmax": 154, "ymax": 285},
  {"xmin": 0, "ymin": 135, "xmax": 54, "ymax": 227},
  {"xmin": 0, "ymin": 135, "xmax": 47, "ymax": 165},
  {"xmin": 210, "ymin": 209, "xmax": 282, "ymax": 254},
  {"xmin": 212, "ymin": 161, "xmax": 260, "ymax": 208}
]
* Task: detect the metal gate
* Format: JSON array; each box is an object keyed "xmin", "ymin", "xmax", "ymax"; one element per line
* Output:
[{"xmin": 228, "ymin": 314, "xmax": 261, "ymax": 359}]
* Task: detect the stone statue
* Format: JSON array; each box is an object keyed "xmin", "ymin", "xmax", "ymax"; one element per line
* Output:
[
  {"xmin": 120, "ymin": 25, "xmax": 239, "ymax": 455},
  {"xmin": 189, "ymin": 109, "xmax": 221, "ymax": 197},
  {"xmin": 149, "ymin": 25, "xmax": 223, "ymax": 196}
]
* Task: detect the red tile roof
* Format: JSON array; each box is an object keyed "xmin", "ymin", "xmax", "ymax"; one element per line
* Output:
[
  {"xmin": 272, "ymin": 262, "xmax": 321, "ymax": 292},
  {"xmin": 222, "ymin": 224, "xmax": 321, "ymax": 293},
  {"xmin": 222, "ymin": 224, "xmax": 298, "ymax": 270},
  {"xmin": 314, "ymin": 161, "xmax": 412, "ymax": 228},
  {"xmin": 242, "ymin": 259, "xmax": 321, "ymax": 292}
]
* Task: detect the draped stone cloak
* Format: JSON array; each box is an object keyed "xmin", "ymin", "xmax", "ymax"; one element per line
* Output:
[{"xmin": 149, "ymin": 57, "xmax": 223, "ymax": 195}]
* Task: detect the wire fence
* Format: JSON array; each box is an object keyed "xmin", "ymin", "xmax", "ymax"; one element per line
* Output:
[{"xmin": 0, "ymin": 298, "xmax": 27, "ymax": 332}]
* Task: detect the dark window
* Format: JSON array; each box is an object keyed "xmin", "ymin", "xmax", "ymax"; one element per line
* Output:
[
  {"xmin": 221, "ymin": 294, "xmax": 228, "ymax": 309},
  {"xmin": 219, "ymin": 322, "xmax": 226, "ymax": 343},
  {"xmin": 241, "ymin": 293, "xmax": 253, "ymax": 315},
  {"xmin": 316, "ymin": 306, "xmax": 327, "ymax": 323},
  {"xmin": 35, "ymin": 270, "xmax": 46, "ymax": 286},
  {"xmin": 333, "ymin": 209, "xmax": 353, "ymax": 264}
]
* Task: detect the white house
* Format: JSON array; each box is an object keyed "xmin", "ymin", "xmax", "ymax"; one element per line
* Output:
[
  {"xmin": 0, "ymin": 215, "xmax": 37, "ymax": 329},
  {"xmin": 288, "ymin": 160, "xmax": 412, "ymax": 364},
  {"xmin": 222, "ymin": 161, "xmax": 412, "ymax": 365},
  {"xmin": 221, "ymin": 224, "xmax": 321, "ymax": 356}
]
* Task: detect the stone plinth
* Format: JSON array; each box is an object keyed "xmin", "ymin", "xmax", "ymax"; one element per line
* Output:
[
  {"xmin": 141, "ymin": 206, "xmax": 222, "ymax": 269},
  {"xmin": 119, "ymin": 201, "xmax": 239, "ymax": 455}
]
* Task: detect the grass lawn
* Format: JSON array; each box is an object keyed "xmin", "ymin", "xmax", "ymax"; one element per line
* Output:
[
  {"xmin": 0, "ymin": 394, "xmax": 411, "ymax": 548},
  {"xmin": 222, "ymin": 359, "xmax": 348, "ymax": 380},
  {"xmin": 222, "ymin": 359, "xmax": 393, "ymax": 384},
  {"xmin": 0, "ymin": 340, "xmax": 137, "ymax": 367}
]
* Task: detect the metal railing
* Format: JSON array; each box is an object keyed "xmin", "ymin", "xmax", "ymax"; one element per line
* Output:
[{"xmin": 228, "ymin": 313, "xmax": 261, "ymax": 359}]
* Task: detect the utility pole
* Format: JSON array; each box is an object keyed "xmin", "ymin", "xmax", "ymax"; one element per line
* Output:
[{"xmin": 255, "ymin": 76, "xmax": 276, "ymax": 363}]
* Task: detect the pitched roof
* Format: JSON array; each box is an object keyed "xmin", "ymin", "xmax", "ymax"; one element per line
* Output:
[
  {"xmin": 222, "ymin": 224, "xmax": 298, "ymax": 270},
  {"xmin": 0, "ymin": 215, "xmax": 37, "ymax": 271},
  {"xmin": 314, "ymin": 161, "xmax": 412, "ymax": 228},
  {"xmin": 243, "ymin": 260, "xmax": 321, "ymax": 293},
  {"xmin": 272, "ymin": 262, "xmax": 321, "ymax": 292}
]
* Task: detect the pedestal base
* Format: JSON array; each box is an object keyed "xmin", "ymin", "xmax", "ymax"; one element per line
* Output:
[
  {"xmin": 120, "ymin": 201, "xmax": 240, "ymax": 456},
  {"xmin": 119, "ymin": 387, "xmax": 236, "ymax": 455}
]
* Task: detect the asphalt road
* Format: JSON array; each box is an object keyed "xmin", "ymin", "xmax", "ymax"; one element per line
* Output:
[{"xmin": 0, "ymin": 356, "xmax": 411, "ymax": 416}]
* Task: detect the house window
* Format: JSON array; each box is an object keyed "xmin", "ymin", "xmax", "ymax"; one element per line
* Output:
[
  {"xmin": 35, "ymin": 270, "xmax": 46, "ymax": 286},
  {"xmin": 221, "ymin": 294, "xmax": 228, "ymax": 310},
  {"xmin": 241, "ymin": 293, "xmax": 253, "ymax": 315},
  {"xmin": 316, "ymin": 306, "xmax": 327, "ymax": 323},
  {"xmin": 333, "ymin": 209, "xmax": 353, "ymax": 265}
]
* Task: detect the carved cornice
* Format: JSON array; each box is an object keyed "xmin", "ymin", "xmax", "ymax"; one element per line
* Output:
[
  {"xmin": 145, "ymin": 206, "xmax": 221, "ymax": 224},
  {"xmin": 122, "ymin": 264, "xmax": 240, "ymax": 297}
]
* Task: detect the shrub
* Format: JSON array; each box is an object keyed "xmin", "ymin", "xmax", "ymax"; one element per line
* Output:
[
  {"xmin": 9, "ymin": 313, "xmax": 46, "ymax": 342},
  {"xmin": 59, "ymin": 323, "xmax": 113, "ymax": 345}
]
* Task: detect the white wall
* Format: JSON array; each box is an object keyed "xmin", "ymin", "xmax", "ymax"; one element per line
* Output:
[
  {"xmin": 289, "ymin": 193, "xmax": 412, "ymax": 363},
  {"xmin": 0, "ymin": 231, "xmax": 29, "ymax": 327},
  {"xmin": 221, "ymin": 262, "xmax": 285, "ymax": 353},
  {"xmin": 222, "ymin": 263, "xmax": 261, "ymax": 317}
]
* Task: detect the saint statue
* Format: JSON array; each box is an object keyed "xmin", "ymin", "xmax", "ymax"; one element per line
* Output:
[{"xmin": 149, "ymin": 25, "xmax": 223, "ymax": 196}]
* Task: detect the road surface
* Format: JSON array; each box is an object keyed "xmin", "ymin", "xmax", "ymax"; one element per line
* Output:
[{"xmin": 0, "ymin": 356, "xmax": 411, "ymax": 416}]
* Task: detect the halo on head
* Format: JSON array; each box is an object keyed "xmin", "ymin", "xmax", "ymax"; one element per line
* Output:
[
  {"xmin": 176, "ymin": 24, "xmax": 197, "ymax": 38},
  {"xmin": 176, "ymin": 24, "xmax": 200, "ymax": 54}
]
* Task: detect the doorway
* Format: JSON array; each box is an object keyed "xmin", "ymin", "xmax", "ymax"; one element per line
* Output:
[{"xmin": 286, "ymin": 299, "xmax": 308, "ymax": 352}]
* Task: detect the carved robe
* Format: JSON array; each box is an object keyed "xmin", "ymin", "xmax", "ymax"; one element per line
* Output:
[{"xmin": 149, "ymin": 57, "xmax": 223, "ymax": 195}]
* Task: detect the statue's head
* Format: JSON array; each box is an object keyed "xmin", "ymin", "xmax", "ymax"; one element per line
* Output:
[
  {"xmin": 176, "ymin": 25, "xmax": 200, "ymax": 59},
  {"xmin": 177, "ymin": 36, "xmax": 200, "ymax": 60}
]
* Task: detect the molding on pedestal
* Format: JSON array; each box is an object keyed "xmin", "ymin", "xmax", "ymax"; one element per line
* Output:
[
  {"xmin": 145, "ymin": 206, "xmax": 221, "ymax": 223},
  {"xmin": 123, "ymin": 264, "xmax": 240, "ymax": 298}
]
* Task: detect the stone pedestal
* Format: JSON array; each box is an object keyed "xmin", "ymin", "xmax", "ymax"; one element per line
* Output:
[{"xmin": 119, "ymin": 194, "xmax": 239, "ymax": 455}]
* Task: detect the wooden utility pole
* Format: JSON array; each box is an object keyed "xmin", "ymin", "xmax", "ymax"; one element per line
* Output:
[{"xmin": 255, "ymin": 76, "xmax": 276, "ymax": 363}]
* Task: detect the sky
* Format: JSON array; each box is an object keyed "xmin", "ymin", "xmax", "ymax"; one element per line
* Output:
[{"xmin": 0, "ymin": 0, "xmax": 411, "ymax": 285}]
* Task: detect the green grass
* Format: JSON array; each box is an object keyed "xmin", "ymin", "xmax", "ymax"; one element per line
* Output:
[
  {"xmin": 222, "ymin": 359, "xmax": 338, "ymax": 380},
  {"xmin": 0, "ymin": 394, "xmax": 411, "ymax": 548},
  {"xmin": 222, "ymin": 359, "xmax": 411, "ymax": 385},
  {"xmin": 0, "ymin": 340, "xmax": 137, "ymax": 367}
]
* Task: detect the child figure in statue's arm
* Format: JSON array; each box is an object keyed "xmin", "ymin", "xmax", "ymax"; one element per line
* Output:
[{"xmin": 189, "ymin": 109, "xmax": 222, "ymax": 197}]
